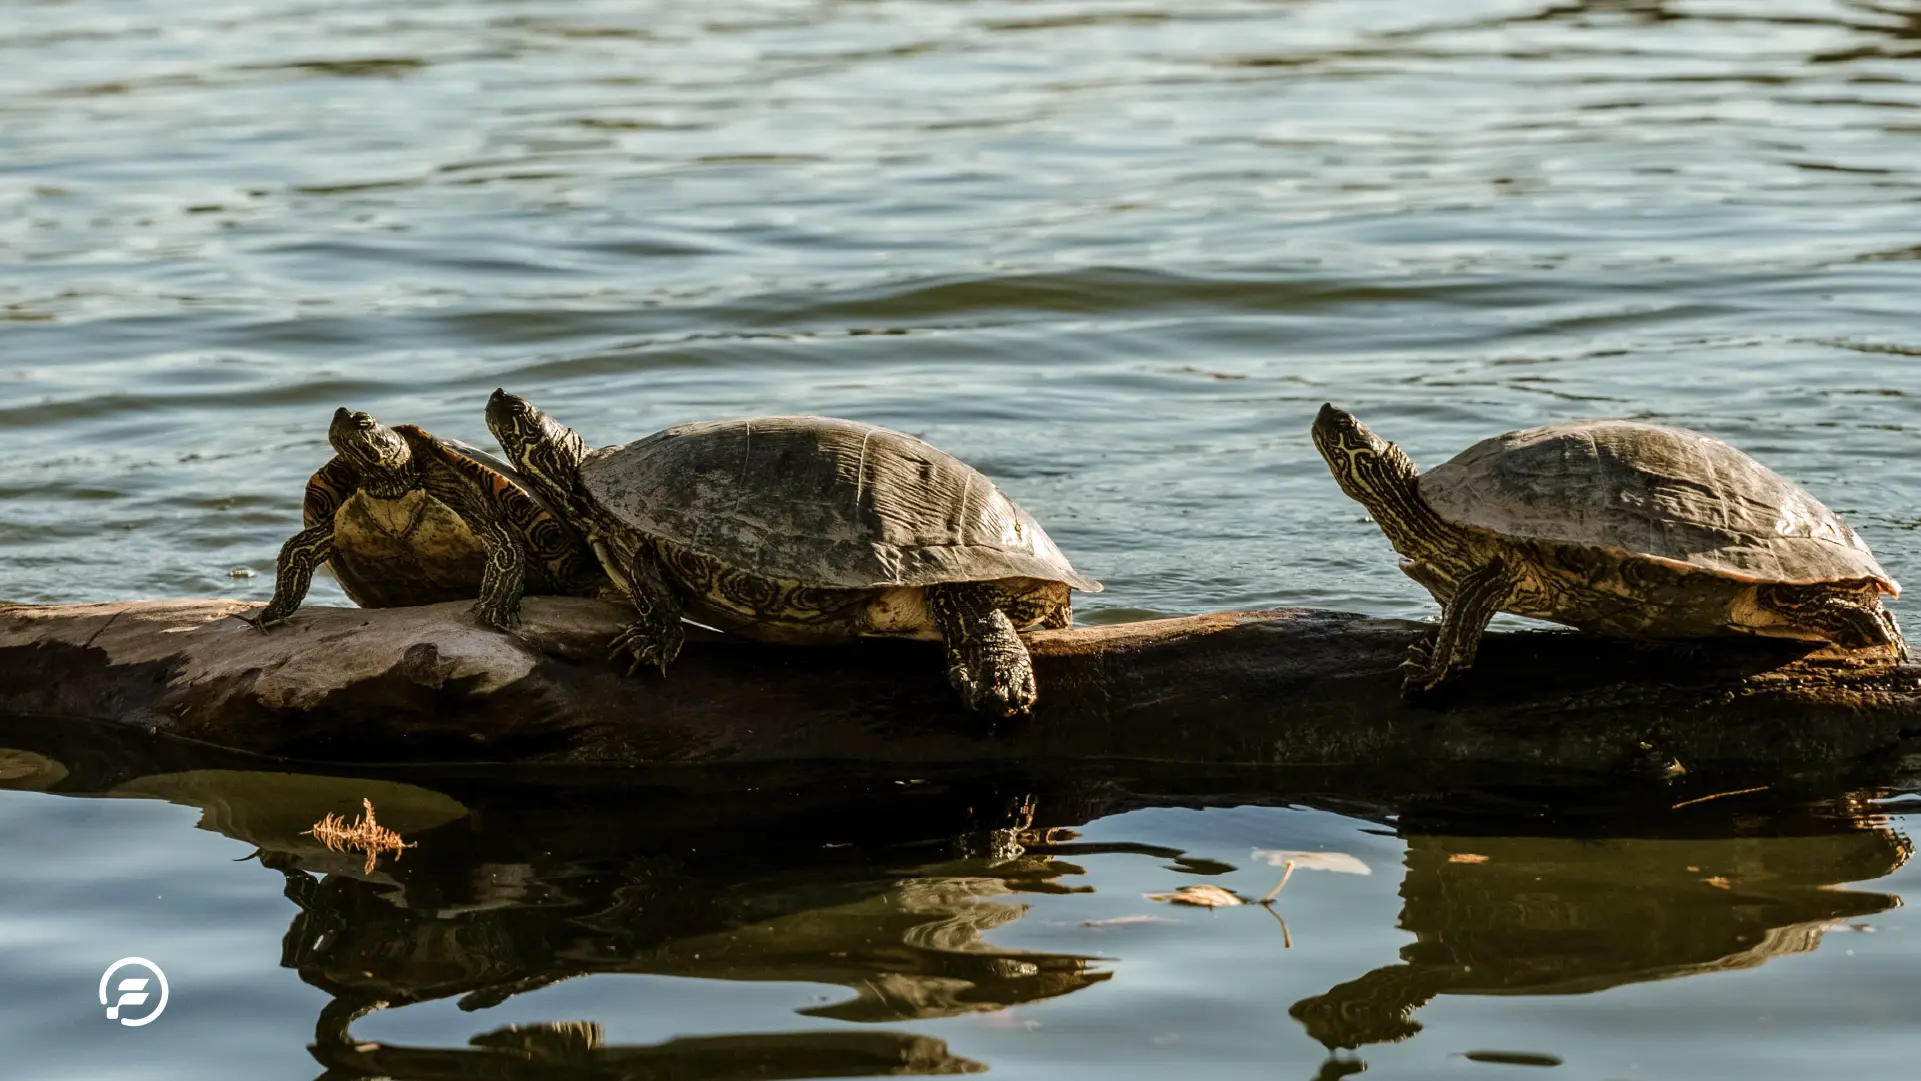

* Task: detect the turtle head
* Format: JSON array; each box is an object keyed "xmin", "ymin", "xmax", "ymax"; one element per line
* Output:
[
  {"xmin": 1312, "ymin": 403, "xmax": 1419, "ymax": 507},
  {"xmin": 328, "ymin": 408, "xmax": 412, "ymax": 475},
  {"xmin": 486, "ymin": 389, "xmax": 590, "ymax": 500}
]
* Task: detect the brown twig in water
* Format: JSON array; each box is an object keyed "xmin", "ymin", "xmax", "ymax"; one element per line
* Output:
[
  {"xmin": 1670, "ymin": 785, "xmax": 1771, "ymax": 810},
  {"xmin": 307, "ymin": 798, "xmax": 416, "ymax": 874}
]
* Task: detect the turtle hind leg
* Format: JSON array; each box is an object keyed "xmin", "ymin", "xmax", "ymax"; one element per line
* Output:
[
  {"xmin": 998, "ymin": 581, "xmax": 1073, "ymax": 630},
  {"xmin": 242, "ymin": 523, "xmax": 335, "ymax": 631},
  {"xmin": 1403, "ymin": 558, "xmax": 1522, "ymax": 698},
  {"xmin": 929, "ymin": 582, "xmax": 1039, "ymax": 716},
  {"xmin": 1882, "ymin": 608, "xmax": 1911, "ymax": 664},
  {"xmin": 1755, "ymin": 583, "xmax": 1909, "ymax": 660}
]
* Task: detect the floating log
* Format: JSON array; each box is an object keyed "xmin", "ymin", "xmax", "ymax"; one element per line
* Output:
[{"xmin": 3, "ymin": 598, "xmax": 1919, "ymax": 784}]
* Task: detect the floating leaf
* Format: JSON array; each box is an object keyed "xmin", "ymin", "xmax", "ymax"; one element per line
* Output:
[
  {"xmin": 1145, "ymin": 885, "xmax": 1247, "ymax": 908},
  {"xmin": 308, "ymin": 798, "xmax": 417, "ymax": 874}
]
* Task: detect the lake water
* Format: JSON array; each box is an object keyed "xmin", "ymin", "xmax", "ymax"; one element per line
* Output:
[{"xmin": 4, "ymin": 0, "xmax": 1921, "ymax": 1076}]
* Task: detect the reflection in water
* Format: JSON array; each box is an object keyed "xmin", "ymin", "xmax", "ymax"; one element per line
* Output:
[
  {"xmin": 1291, "ymin": 829, "xmax": 1911, "ymax": 1051},
  {"xmin": 1, "ymin": 722, "xmax": 1914, "ymax": 1078},
  {"xmin": 265, "ymin": 843, "xmax": 1106, "ymax": 1026},
  {"xmin": 262, "ymin": 799, "xmax": 1092, "ymax": 1077},
  {"xmin": 309, "ymin": 1014, "xmax": 984, "ymax": 1080},
  {"xmin": 94, "ymin": 757, "xmax": 1095, "ymax": 1076}
]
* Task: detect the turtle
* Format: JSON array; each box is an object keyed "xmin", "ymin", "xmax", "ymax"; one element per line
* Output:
[
  {"xmin": 244, "ymin": 407, "xmax": 606, "ymax": 631},
  {"xmin": 1310, "ymin": 403, "xmax": 1907, "ymax": 694},
  {"xmin": 482, "ymin": 389, "xmax": 1102, "ymax": 715}
]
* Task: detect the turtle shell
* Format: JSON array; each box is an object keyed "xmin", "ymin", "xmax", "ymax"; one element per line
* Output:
[
  {"xmin": 313, "ymin": 480, "xmax": 490, "ymax": 609},
  {"xmin": 1418, "ymin": 419, "xmax": 1898, "ymax": 592},
  {"xmin": 577, "ymin": 416, "xmax": 1100, "ymax": 591},
  {"xmin": 440, "ymin": 437, "xmax": 522, "ymax": 488},
  {"xmin": 311, "ymin": 431, "xmax": 601, "ymax": 608}
]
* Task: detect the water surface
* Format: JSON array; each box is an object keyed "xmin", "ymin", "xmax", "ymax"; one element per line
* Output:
[{"xmin": 4, "ymin": 0, "xmax": 1921, "ymax": 1076}]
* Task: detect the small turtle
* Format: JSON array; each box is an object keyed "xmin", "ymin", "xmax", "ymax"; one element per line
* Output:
[
  {"xmin": 483, "ymin": 390, "xmax": 1101, "ymax": 715},
  {"xmin": 1311, "ymin": 403, "xmax": 1906, "ymax": 694},
  {"xmin": 245, "ymin": 408, "xmax": 605, "ymax": 631}
]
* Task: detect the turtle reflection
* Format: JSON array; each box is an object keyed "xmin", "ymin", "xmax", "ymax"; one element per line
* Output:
[
  {"xmin": 224, "ymin": 772, "xmax": 1104, "ymax": 1078},
  {"xmin": 267, "ymin": 844, "xmax": 1107, "ymax": 1031},
  {"xmin": 2, "ymin": 746, "xmax": 1095, "ymax": 1080},
  {"xmin": 309, "ymin": 1013, "xmax": 984, "ymax": 1080},
  {"xmin": 1290, "ymin": 826, "xmax": 1911, "ymax": 1050}
]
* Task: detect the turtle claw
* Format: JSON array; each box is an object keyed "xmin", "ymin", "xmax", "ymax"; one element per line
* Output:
[
  {"xmin": 950, "ymin": 664, "xmax": 1031, "ymax": 717},
  {"xmin": 474, "ymin": 601, "xmax": 522, "ymax": 633},
  {"xmin": 1399, "ymin": 634, "xmax": 1448, "ymax": 698},
  {"xmin": 615, "ymin": 648, "xmax": 670, "ymax": 679},
  {"xmin": 1400, "ymin": 674, "xmax": 1443, "ymax": 699},
  {"xmin": 973, "ymin": 663, "xmax": 1038, "ymax": 718},
  {"xmin": 945, "ymin": 645, "xmax": 1038, "ymax": 718},
  {"xmin": 609, "ymin": 614, "xmax": 685, "ymax": 677},
  {"xmin": 238, "ymin": 609, "xmax": 291, "ymax": 633}
]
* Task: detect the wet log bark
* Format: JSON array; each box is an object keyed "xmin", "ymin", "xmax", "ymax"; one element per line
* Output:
[{"xmin": 1, "ymin": 598, "xmax": 1918, "ymax": 781}]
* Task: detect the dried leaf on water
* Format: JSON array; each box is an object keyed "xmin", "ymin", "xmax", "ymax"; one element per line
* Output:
[
  {"xmin": 1145, "ymin": 885, "xmax": 1247, "ymax": 908},
  {"xmin": 308, "ymin": 797, "xmax": 417, "ymax": 874}
]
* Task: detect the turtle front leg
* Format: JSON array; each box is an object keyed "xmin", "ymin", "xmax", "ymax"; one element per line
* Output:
[
  {"xmin": 609, "ymin": 545, "xmax": 686, "ymax": 676},
  {"xmin": 929, "ymin": 582, "xmax": 1038, "ymax": 716},
  {"xmin": 1755, "ymin": 583, "xmax": 1909, "ymax": 661},
  {"xmin": 1404, "ymin": 558, "xmax": 1521, "ymax": 697},
  {"xmin": 473, "ymin": 519, "xmax": 529, "ymax": 631},
  {"xmin": 241, "ymin": 523, "xmax": 335, "ymax": 631}
]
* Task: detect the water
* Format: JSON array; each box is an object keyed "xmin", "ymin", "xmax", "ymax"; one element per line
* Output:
[{"xmin": 4, "ymin": 0, "xmax": 1921, "ymax": 1075}]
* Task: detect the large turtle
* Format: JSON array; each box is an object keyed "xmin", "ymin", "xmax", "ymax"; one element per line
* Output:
[
  {"xmin": 1311, "ymin": 403, "xmax": 1906, "ymax": 694},
  {"xmin": 245, "ymin": 408, "xmax": 605, "ymax": 631},
  {"xmin": 483, "ymin": 390, "xmax": 1101, "ymax": 715}
]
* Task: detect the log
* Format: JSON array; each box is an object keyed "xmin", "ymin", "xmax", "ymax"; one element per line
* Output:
[{"xmin": 3, "ymin": 598, "xmax": 1920, "ymax": 788}]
